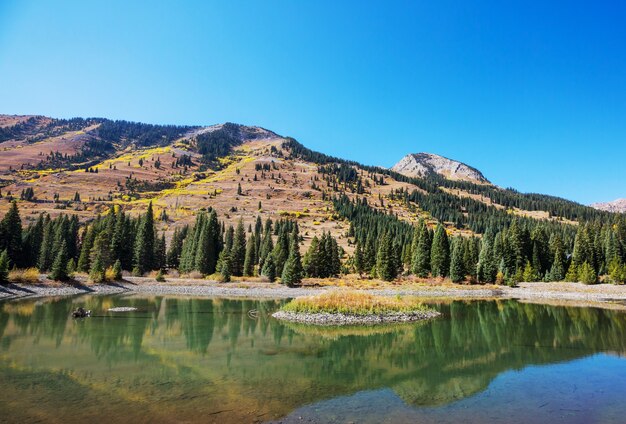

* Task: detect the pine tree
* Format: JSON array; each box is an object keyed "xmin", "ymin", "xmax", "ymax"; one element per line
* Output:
[
  {"xmin": 430, "ymin": 225, "xmax": 450, "ymax": 278},
  {"xmin": 376, "ymin": 232, "xmax": 397, "ymax": 281},
  {"xmin": 219, "ymin": 250, "xmax": 232, "ymax": 282},
  {"xmin": 0, "ymin": 201, "xmax": 22, "ymax": 266},
  {"xmin": 353, "ymin": 241, "xmax": 364, "ymax": 275},
  {"xmin": 579, "ymin": 261, "xmax": 597, "ymax": 285},
  {"xmin": 272, "ymin": 231, "xmax": 289, "ymax": 274},
  {"xmin": 90, "ymin": 256, "xmax": 105, "ymax": 283},
  {"xmin": 77, "ymin": 225, "xmax": 95, "ymax": 272},
  {"xmin": 522, "ymin": 260, "xmax": 539, "ymax": 282},
  {"xmin": 449, "ymin": 239, "xmax": 465, "ymax": 283},
  {"xmin": 243, "ymin": 234, "xmax": 256, "ymax": 276},
  {"xmin": 477, "ymin": 231, "xmax": 497, "ymax": 283},
  {"xmin": 38, "ymin": 219, "xmax": 54, "ymax": 272},
  {"xmin": 0, "ymin": 250, "xmax": 9, "ymax": 285},
  {"xmin": 303, "ymin": 236, "xmax": 321, "ymax": 277},
  {"xmin": 262, "ymin": 254, "xmax": 277, "ymax": 282},
  {"xmin": 50, "ymin": 240, "xmax": 70, "ymax": 281},
  {"xmin": 133, "ymin": 202, "xmax": 155, "ymax": 274},
  {"xmin": 281, "ymin": 233, "xmax": 303, "ymax": 287},
  {"xmin": 565, "ymin": 263, "xmax": 579, "ymax": 282},
  {"xmin": 155, "ymin": 234, "xmax": 167, "ymax": 271},
  {"xmin": 112, "ymin": 259, "xmax": 123, "ymax": 280},
  {"xmin": 411, "ymin": 221, "xmax": 431, "ymax": 277},
  {"xmin": 230, "ymin": 219, "xmax": 246, "ymax": 276}
]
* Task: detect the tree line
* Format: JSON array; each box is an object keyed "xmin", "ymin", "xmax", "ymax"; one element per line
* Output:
[
  {"xmin": 335, "ymin": 195, "xmax": 626, "ymax": 284},
  {"xmin": 0, "ymin": 202, "xmax": 345, "ymax": 287}
]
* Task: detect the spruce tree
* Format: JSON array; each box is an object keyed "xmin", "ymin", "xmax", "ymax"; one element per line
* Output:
[
  {"xmin": 219, "ymin": 250, "xmax": 232, "ymax": 282},
  {"xmin": 303, "ymin": 236, "xmax": 321, "ymax": 277},
  {"xmin": 112, "ymin": 259, "xmax": 123, "ymax": 280},
  {"xmin": 77, "ymin": 225, "xmax": 95, "ymax": 272},
  {"xmin": 281, "ymin": 233, "xmax": 303, "ymax": 287},
  {"xmin": 411, "ymin": 222, "xmax": 431, "ymax": 277},
  {"xmin": 50, "ymin": 240, "xmax": 70, "ymax": 281},
  {"xmin": 0, "ymin": 201, "xmax": 22, "ymax": 266},
  {"xmin": 353, "ymin": 241, "xmax": 364, "ymax": 275},
  {"xmin": 0, "ymin": 250, "xmax": 9, "ymax": 285},
  {"xmin": 376, "ymin": 232, "xmax": 396, "ymax": 281},
  {"xmin": 90, "ymin": 255, "xmax": 105, "ymax": 283},
  {"xmin": 262, "ymin": 254, "xmax": 277, "ymax": 282},
  {"xmin": 430, "ymin": 225, "xmax": 450, "ymax": 278},
  {"xmin": 133, "ymin": 202, "xmax": 155, "ymax": 274},
  {"xmin": 579, "ymin": 261, "xmax": 597, "ymax": 285},
  {"xmin": 243, "ymin": 234, "xmax": 256, "ymax": 277},
  {"xmin": 38, "ymin": 219, "xmax": 54, "ymax": 272},
  {"xmin": 231, "ymin": 219, "xmax": 246, "ymax": 276},
  {"xmin": 449, "ymin": 239, "xmax": 465, "ymax": 283}
]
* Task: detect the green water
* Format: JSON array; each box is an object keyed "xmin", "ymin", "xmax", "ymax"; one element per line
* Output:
[{"xmin": 0, "ymin": 296, "xmax": 625, "ymax": 423}]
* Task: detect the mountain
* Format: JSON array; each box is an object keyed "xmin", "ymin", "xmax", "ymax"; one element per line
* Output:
[
  {"xmin": 591, "ymin": 198, "xmax": 626, "ymax": 213},
  {"xmin": 0, "ymin": 114, "xmax": 614, "ymax": 252},
  {"xmin": 391, "ymin": 153, "xmax": 489, "ymax": 184}
]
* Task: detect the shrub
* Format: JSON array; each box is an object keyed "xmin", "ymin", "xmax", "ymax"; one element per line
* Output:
[
  {"xmin": 155, "ymin": 270, "xmax": 166, "ymax": 282},
  {"xmin": 9, "ymin": 268, "xmax": 40, "ymax": 284}
]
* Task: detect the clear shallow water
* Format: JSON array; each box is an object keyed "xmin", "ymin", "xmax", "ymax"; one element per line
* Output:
[{"xmin": 0, "ymin": 296, "xmax": 625, "ymax": 423}]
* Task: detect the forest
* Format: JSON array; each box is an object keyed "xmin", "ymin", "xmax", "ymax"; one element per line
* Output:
[{"xmin": 1, "ymin": 199, "xmax": 625, "ymax": 286}]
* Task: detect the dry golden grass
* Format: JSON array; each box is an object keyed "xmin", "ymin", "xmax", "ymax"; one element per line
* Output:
[
  {"xmin": 281, "ymin": 290, "xmax": 432, "ymax": 315},
  {"xmin": 8, "ymin": 268, "xmax": 40, "ymax": 284}
]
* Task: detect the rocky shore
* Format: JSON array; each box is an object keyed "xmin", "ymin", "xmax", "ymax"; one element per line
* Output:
[
  {"xmin": 272, "ymin": 309, "xmax": 441, "ymax": 325},
  {"xmin": 1, "ymin": 277, "xmax": 626, "ymax": 311}
]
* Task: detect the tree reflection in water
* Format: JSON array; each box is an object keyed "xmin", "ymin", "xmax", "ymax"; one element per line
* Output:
[{"xmin": 0, "ymin": 296, "xmax": 625, "ymax": 423}]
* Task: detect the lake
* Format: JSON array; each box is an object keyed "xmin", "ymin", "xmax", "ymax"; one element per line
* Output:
[{"xmin": 1, "ymin": 295, "xmax": 625, "ymax": 423}]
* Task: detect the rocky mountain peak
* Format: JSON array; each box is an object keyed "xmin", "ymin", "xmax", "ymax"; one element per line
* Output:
[{"xmin": 391, "ymin": 152, "xmax": 489, "ymax": 184}]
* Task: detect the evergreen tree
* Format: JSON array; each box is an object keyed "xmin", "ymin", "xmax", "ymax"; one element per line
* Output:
[
  {"xmin": 522, "ymin": 260, "xmax": 539, "ymax": 282},
  {"xmin": 219, "ymin": 250, "xmax": 232, "ymax": 282},
  {"xmin": 50, "ymin": 240, "xmax": 70, "ymax": 281},
  {"xmin": 303, "ymin": 236, "xmax": 321, "ymax": 277},
  {"xmin": 477, "ymin": 231, "xmax": 497, "ymax": 283},
  {"xmin": 259, "ymin": 229, "xmax": 274, "ymax": 269},
  {"xmin": 89, "ymin": 255, "xmax": 105, "ymax": 283},
  {"xmin": 281, "ymin": 232, "xmax": 303, "ymax": 287},
  {"xmin": 230, "ymin": 218, "xmax": 246, "ymax": 276},
  {"xmin": 411, "ymin": 221, "xmax": 431, "ymax": 277},
  {"xmin": 0, "ymin": 201, "xmax": 22, "ymax": 266},
  {"xmin": 376, "ymin": 232, "xmax": 397, "ymax": 281},
  {"xmin": 38, "ymin": 219, "xmax": 55, "ymax": 272},
  {"xmin": 261, "ymin": 254, "xmax": 277, "ymax": 282},
  {"xmin": 0, "ymin": 250, "xmax": 9, "ymax": 285},
  {"xmin": 565, "ymin": 263, "xmax": 579, "ymax": 282},
  {"xmin": 579, "ymin": 261, "xmax": 597, "ymax": 285},
  {"xmin": 112, "ymin": 259, "xmax": 123, "ymax": 280},
  {"xmin": 77, "ymin": 225, "xmax": 95, "ymax": 272},
  {"xmin": 449, "ymin": 239, "xmax": 465, "ymax": 283},
  {"xmin": 272, "ymin": 231, "xmax": 289, "ymax": 274},
  {"xmin": 155, "ymin": 233, "xmax": 167, "ymax": 271},
  {"xmin": 430, "ymin": 225, "xmax": 450, "ymax": 277},
  {"xmin": 243, "ymin": 234, "xmax": 256, "ymax": 277},
  {"xmin": 353, "ymin": 241, "xmax": 364, "ymax": 275},
  {"xmin": 133, "ymin": 202, "xmax": 155, "ymax": 274}
]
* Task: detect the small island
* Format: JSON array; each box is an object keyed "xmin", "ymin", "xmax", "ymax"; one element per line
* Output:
[{"xmin": 272, "ymin": 290, "xmax": 441, "ymax": 325}]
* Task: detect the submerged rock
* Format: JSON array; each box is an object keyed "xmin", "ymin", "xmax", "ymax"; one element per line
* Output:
[
  {"xmin": 108, "ymin": 307, "xmax": 138, "ymax": 312},
  {"xmin": 72, "ymin": 307, "xmax": 91, "ymax": 318}
]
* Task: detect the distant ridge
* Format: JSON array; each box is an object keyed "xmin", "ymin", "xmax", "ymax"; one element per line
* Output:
[{"xmin": 591, "ymin": 198, "xmax": 626, "ymax": 213}]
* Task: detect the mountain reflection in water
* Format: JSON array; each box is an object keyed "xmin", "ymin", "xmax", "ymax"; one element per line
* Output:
[{"xmin": 1, "ymin": 296, "xmax": 625, "ymax": 423}]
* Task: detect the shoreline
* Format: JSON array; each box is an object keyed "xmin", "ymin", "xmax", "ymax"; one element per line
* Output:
[{"xmin": 2, "ymin": 277, "xmax": 626, "ymax": 311}]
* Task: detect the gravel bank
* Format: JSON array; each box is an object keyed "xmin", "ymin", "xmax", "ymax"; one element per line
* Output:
[
  {"xmin": 2, "ymin": 278, "xmax": 626, "ymax": 311},
  {"xmin": 272, "ymin": 310, "xmax": 441, "ymax": 325}
]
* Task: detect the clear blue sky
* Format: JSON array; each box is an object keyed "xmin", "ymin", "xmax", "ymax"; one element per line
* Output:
[{"xmin": 1, "ymin": 1, "xmax": 625, "ymax": 205}]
